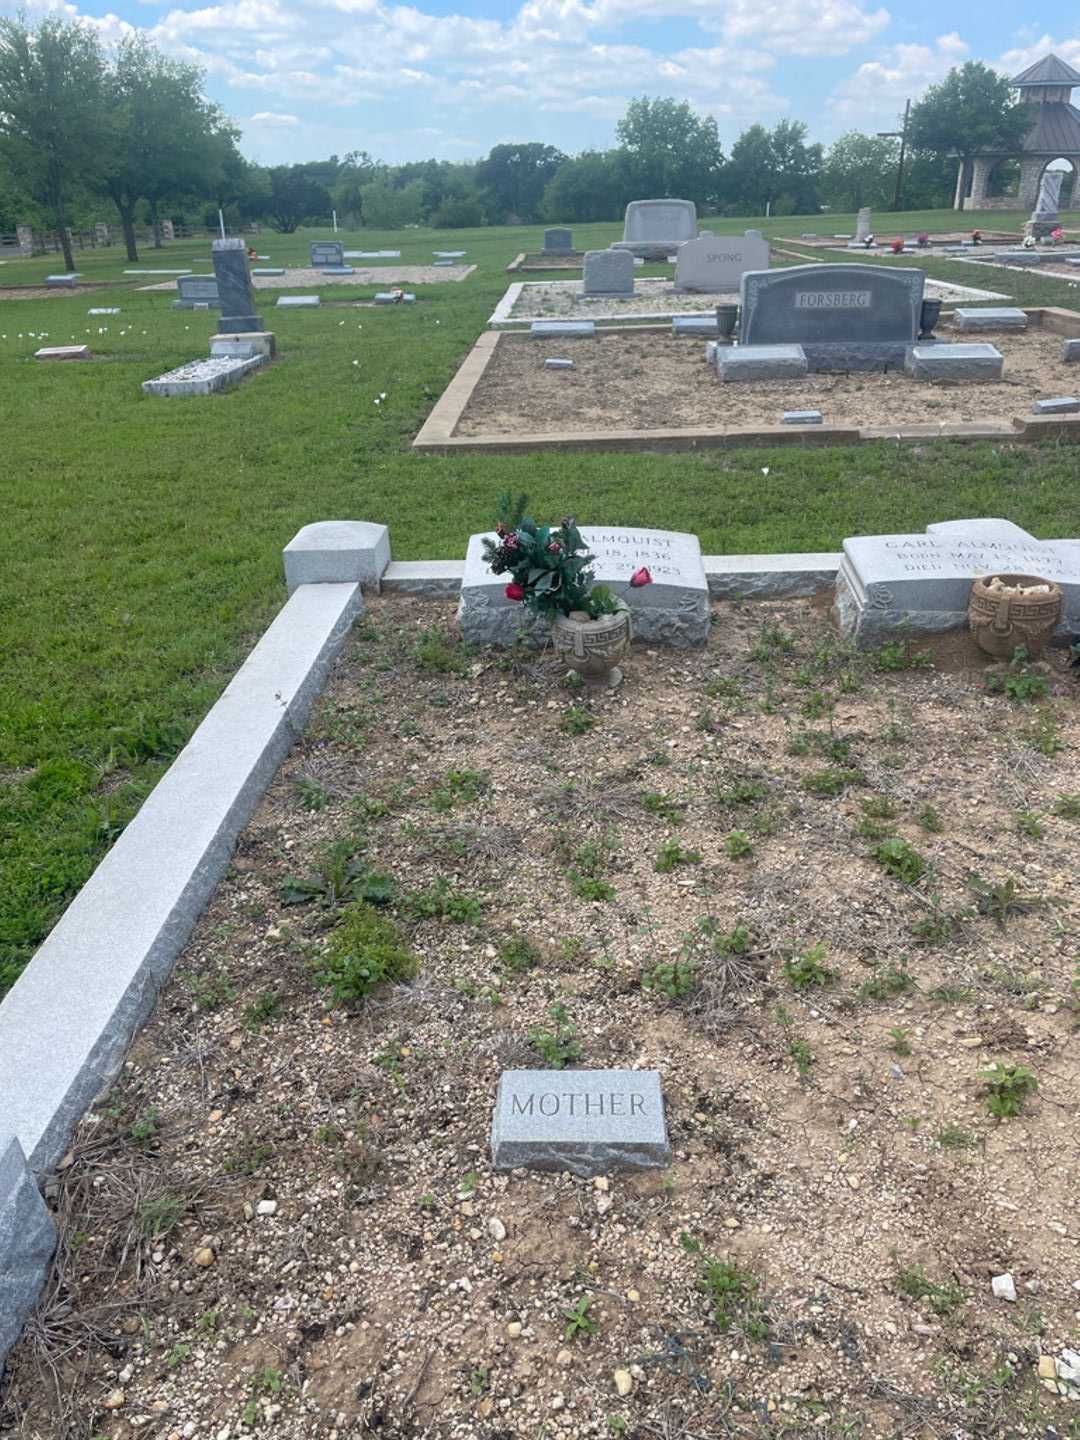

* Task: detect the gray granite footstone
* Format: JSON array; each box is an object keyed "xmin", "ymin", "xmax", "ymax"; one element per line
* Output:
[
  {"xmin": 530, "ymin": 320, "xmax": 595, "ymax": 338},
  {"xmin": 251, "ymin": 267, "xmax": 285, "ymax": 276},
  {"xmin": 320, "ymin": 266, "xmax": 355, "ymax": 275},
  {"xmin": 952, "ymin": 307, "xmax": 1028, "ymax": 332},
  {"xmin": 35, "ymin": 345, "xmax": 89, "ymax": 360},
  {"xmin": 673, "ymin": 315, "xmax": 720, "ymax": 335},
  {"xmin": 277, "ymin": 295, "xmax": 320, "ymax": 308},
  {"xmin": 0, "ymin": 1135, "xmax": 56, "ymax": 1369},
  {"xmin": 1062, "ymin": 339, "xmax": 1080, "ymax": 361},
  {"xmin": 374, "ymin": 292, "xmax": 415, "ymax": 303},
  {"xmin": 88, "ymin": 307, "xmax": 120, "ymax": 315},
  {"xmin": 783, "ymin": 409, "xmax": 823, "ymax": 424},
  {"xmin": 491, "ymin": 1069, "xmax": 670, "ymax": 1176},
  {"xmin": 1032, "ymin": 396, "xmax": 1080, "ymax": 413},
  {"xmin": 717, "ymin": 345, "xmax": 807, "ymax": 382},
  {"xmin": 45, "ymin": 273, "xmax": 79, "ymax": 287},
  {"xmin": 544, "ymin": 358, "xmax": 574, "ymax": 369},
  {"xmin": 740, "ymin": 263, "xmax": 923, "ymax": 371},
  {"xmin": 906, "ymin": 343, "xmax": 1003, "ymax": 382},
  {"xmin": 210, "ymin": 331, "xmax": 275, "ymax": 360},
  {"xmin": 433, "ymin": 259, "xmax": 454, "ymax": 266},
  {"xmin": 175, "ymin": 275, "xmax": 220, "ymax": 308},
  {"xmin": 310, "ymin": 241, "xmax": 344, "ymax": 267},
  {"xmin": 283, "ymin": 521, "xmax": 391, "ymax": 593},
  {"xmin": 583, "ymin": 249, "xmax": 634, "ymax": 296},
  {"xmin": 459, "ymin": 525, "xmax": 709, "ymax": 648},
  {"xmin": 141, "ymin": 355, "xmax": 264, "ymax": 397},
  {"xmin": 212, "ymin": 239, "xmax": 262, "ymax": 333},
  {"xmin": 834, "ymin": 518, "xmax": 1080, "ymax": 646}
]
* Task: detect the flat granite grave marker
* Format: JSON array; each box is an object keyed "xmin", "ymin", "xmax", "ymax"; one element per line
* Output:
[
  {"xmin": 35, "ymin": 345, "xmax": 89, "ymax": 361},
  {"xmin": 459, "ymin": 525, "xmax": 709, "ymax": 648},
  {"xmin": 1062, "ymin": 339, "xmax": 1080, "ymax": 361},
  {"xmin": 675, "ymin": 230, "xmax": 769, "ymax": 293},
  {"xmin": 739, "ymin": 263, "xmax": 923, "ymax": 371},
  {"xmin": 583, "ymin": 249, "xmax": 634, "ymax": 296},
  {"xmin": 530, "ymin": 320, "xmax": 595, "ymax": 338},
  {"xmin": 1032, "ymin": 395, "xmax": 1080, "ymax": 414},
  {"xmin": 543, "ymin": 227, "xmax": 573, "ymax": 252},
  {"xmin": 45, "ymin": 274, "xmax": 79, "ymax": 288},
  {"xmin": 277, "ymin": 295, "xmax": 320, "ymax": 308},
  {"xmin": 310, "ymin": 241, "xmax": 344, "ymax": 267},
  {"xmin": 834, "ymin": 518, "xmax": 1080, "ymax": 646},
  {"xmin": 491, "ymin": 1069, "xmax": 670, "ymax": 1176},
  {"xmin": 175, "ymin": 275, "xmax": 220, "ymax": 309},
  {"xmin": 953, "ymin": 307, "xmax": 1028, "ymax": 333},
  {"xmin": 906, "ymin": 343, "xmax": 1003, "ymax": 382},
  {"xmin": 612, "ymin": 199, "xmax": 697, "ymax": 260},
  {"xmin": 212, "ymin": 239, "xmax": 263, "ymax": 334},
  {"xmin": 716, "ymin": 344, "xmax": 807, "ymax": 382}
]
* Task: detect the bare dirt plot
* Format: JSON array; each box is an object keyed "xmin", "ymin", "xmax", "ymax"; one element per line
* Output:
[
  {"xmin": 140, "ymin": 266, "xmax": 475, "ymax": 293},
  {"xmin": 456, "ymin": 328, "xmax": 1079, "ymax": 437},
  {"xmin": 4, "ymin": 595, "xmax": 1080, "ymax": 1439}
]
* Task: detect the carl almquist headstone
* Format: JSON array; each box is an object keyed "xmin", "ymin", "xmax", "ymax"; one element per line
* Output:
[
  {"xmin": 492, "ymin": 1069, "xmax": 670, "ymax": 1176},
  {"xmin": 458, "ymin": 526, "xmax": 709, "ymax": 648}
]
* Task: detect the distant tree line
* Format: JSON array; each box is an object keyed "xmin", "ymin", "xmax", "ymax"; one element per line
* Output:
[{"xmin": 0, "ymin": 21, "xmax": 1024, "ymax": 242}]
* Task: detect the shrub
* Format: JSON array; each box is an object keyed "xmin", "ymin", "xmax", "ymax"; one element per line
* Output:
[
  {"xmin": 871, "ymin": 837, "xmax": 926, "ymax": 884},
  {"xmin": 313, "ymin": 902, "xmax": 418, "ymax": 1006},
  {"xmin": 981, "ymin": 1062, "xmax": 1037, "ymax": 1118}
]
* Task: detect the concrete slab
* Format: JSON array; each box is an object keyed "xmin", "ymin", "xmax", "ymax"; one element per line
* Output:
[
  {"xmin": 210, "ymin": 331, "xmax": 276, "ymax": 360},
  {"xmin": 702, "ymin": 553, "xmax": 841, "ymax": 598},
  {"xmin": 0, "ymin": 581, "xmax": 363, "ymax": 1179},
  {"xmin": 382, "ymin": 560, "xmax": 465, "ymax": 597},
  {"xmin": 141, "ymin": 355, "xmax": 264, "ymax": 397},
  {"xmin": 0, "ymin": 1135, "xmax": 56, "ymax": 1370},
  {"xmin": 283, "ymin": 520, "xmax": 391, "ymax": 593},
  {"xmin": 529, "ymin": 320, "xmax": 595, "ymax": 338}
]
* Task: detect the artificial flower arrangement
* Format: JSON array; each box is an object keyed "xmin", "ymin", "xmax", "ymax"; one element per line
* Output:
[{"xmin": 482, "ymin": 493, "xmax": 650, "ymax": 620}]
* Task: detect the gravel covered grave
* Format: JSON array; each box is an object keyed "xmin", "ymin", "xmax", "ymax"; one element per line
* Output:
[
  {"xmin": 5, "ymin": 595, "xmax": 1080, "ymax": 1438},
  {"xmin": 456, "ymin": 328, "xmax": 1080, "ymax": 436}
]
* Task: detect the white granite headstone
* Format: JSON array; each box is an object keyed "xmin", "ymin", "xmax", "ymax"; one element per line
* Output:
[
  {"xmin": 612, "ymin": 199, "xmax": 697, "ymax": 259},
  {"xmin": 674, "ymin": 231, "xmax": 769, "ymax": 293},
  {"xmin": 458, "ymin": 526, "xmax": 709, "ymax": 648}
]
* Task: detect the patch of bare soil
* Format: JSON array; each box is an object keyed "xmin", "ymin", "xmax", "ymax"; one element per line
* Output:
[
  {"xmin": 456, "ymin": 328, "xmax": 1076, "ymax": 437},
  {"xmin": 0, "ymin": 285, "xmax": 107, "ymax": 301},
  {"xmin": 139, "ymin": 267, "xmax": 475, "ymax": 293},
  {"xmin": 4, "ymin": 597, "xmax": 1080, "ymax": 1440}
]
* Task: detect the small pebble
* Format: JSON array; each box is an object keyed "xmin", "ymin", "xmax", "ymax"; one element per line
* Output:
[
  {"xmin": 991, "ymin": 1272, "xmax": 1017, "ymax": 1302},
  {"xmin": 614, "ymin": 1368, "xmax": 633, "ymax": 1397}
]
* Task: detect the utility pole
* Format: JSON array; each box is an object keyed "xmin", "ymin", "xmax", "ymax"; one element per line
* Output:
[{"xmin": 877, "ymin": 98, "xmax": 911, "ymax": 212}]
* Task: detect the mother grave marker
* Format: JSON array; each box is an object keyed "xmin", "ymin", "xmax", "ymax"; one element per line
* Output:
[{"xmin": 739, "ymin": 262, "xmax": 923, "ymax": 371}]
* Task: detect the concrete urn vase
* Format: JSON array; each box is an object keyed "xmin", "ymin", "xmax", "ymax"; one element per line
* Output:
[
  {"xmin": 552, "ymin": 604, "xmax": 632, "ymax": 688},
  {"xmin": 968, "ymin": 574, "xmax": 1062, "ymax": 659}
]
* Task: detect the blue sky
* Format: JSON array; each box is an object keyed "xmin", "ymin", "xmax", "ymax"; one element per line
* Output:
[{"xmin": 7, "ymin": 0, "xmax": 1080, "ymax": 165}]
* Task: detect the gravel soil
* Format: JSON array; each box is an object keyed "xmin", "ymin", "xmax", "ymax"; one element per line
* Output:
[
  {"xmin": 140, "ymin": 267, "xmax": 474, "ymax": 293},
  {"xmin": 456, "ymin": 328, "xmax": 1078, "ymax": 436},
  {"xmin": 4, "ymin": 596, "xmax": 1080, "ymax": 1440}
]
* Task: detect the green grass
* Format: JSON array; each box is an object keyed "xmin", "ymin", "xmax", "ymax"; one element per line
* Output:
[{"xmin": 2, "ymin": 209, "xmax": 1080, "ymax": 991}]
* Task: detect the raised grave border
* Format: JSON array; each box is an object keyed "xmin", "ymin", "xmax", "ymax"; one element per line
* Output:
[
  {"xmin": 0, "ymin": 518, "xmax": 856, "ymax": 1369},
  {"xmin": 414, "ymin": 308, "xmax": 1080, "ymax": 456}
]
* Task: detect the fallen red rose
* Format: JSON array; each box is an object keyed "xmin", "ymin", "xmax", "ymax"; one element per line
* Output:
[
  {"xmin": 629, "ymin": 567, "xmax": 653, "ymax": 587},
  {"xmin": 505, "ymin": 582, "xmax": 525, "ymax": 601}
]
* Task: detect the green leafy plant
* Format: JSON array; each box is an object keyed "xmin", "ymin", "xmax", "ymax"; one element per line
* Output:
[
  {"xmin": 886, "ymin": 1026, "xmax": 912, "ymax": 1056},
  {"xmin": 725, "ymin": 830, "xmax": 754, "ymax": 859},
  {"xmin": 530, "ymin": 1003, "xmax": 582, "ymax": 1069},
  {"xmin": 568, "ymin": 833, "xmax": 617, "ymax": 900},
  {"xmin": 413, "ymin": 628, "xmax": 468, "ymax": 674},
  {"xmin": 935, "ymin": 1123, "xmax": 977, "ymax": 1151},
  {"xmin": 312, "ymin": 902, "xmax": 418, "ymax": 1007},
  {"xmin": 654, "ymin": 838, "xmax": 702, "ymax": 874},
  {"xmin": 682, "ymin": 1234, "xmax": 769, "ymax": 1340},
  {"xmin": 430, "ymin": 769, "xmax": 489, "ymax": 813},
  {"xmin": 1025, "ymin": 708, "xmax": 1063, "ymax": 756},
  {"xmin": 917, "ymin": 804, "xmax": 944, "ymax": 833},
  {"xmin": 984, "ymin": 650, "xmax": 1050, "ymax": 702},
  {"xmin": 642, "ymin": 958, "xmax": 697, "ymax": 999},
  {"xmin": 872, "ymin": 640, "xmax": 932, "ymax": 671},
  {"xmin": 498, "ymin": 934, "xmax": 542, "ymax": 975},
  {"xmin": 715, "ymin": 774, "xmax": 768, "ymax": 806},
  {"xmin": 967, "ymin": 873, "xmax": 1041, "ymax": 928},
  {"xmin": 860, "ymin": 960, "xmax": 913, "ymax": 1000},
  {"xmin": 783, "ymin": 943, "xmax": 834, "ymax": 991},
  {"xmin": 242, "ymin": 991, "xmax": 283, "ymax": 1031},
  {"xmin": 1015, "ymin": 810, "xmax": 1044, "ymax": 839},
  {"xmin": 129, "ymin": 1107, "xmax": 160, "ymax": 1143},
  {"xmin": 871, "ymin": 837, "xmax": 926, "ymax": 884},
  {"xmin": 788, "ymin": 1037, "xmax": 814, "ymax": 1075},
  {"xmin": 560, "ymin": 704, "xmax": 595, "ymax": 736},
  {"xmin": 980, "ymin": 1062, "xmax": 1037, "ymax": 1118},
  {"xmin": 404, "ymin": 877, "xmax": 483, "ymax": 924},
  {"xmin": 1053, "ymin": 793, "xmax": 1080, "ymax": 821},
  {"xmin": 896, "ymin": 1263, "xmax": 964, "ymax": 1316},
  {"xmin": 641, "ymin": 791, "xmax": 684, "ymax": 824},
  {"xmin": 280, "ymin": 837, "xmax": 394, "ymax": 909},
  {"xmin": 801, "ymin": 767, "xmax": 863, "ymax": 797},
  {"xmin": 563, "ymin": 1295, "xmax": 598, "ymax": 1341}
]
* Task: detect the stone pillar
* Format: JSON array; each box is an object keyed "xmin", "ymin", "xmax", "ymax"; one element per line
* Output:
[
  {"xmin": 1019, "ymin": 157, "xmax": 1044, "ymax": 214},
  {"xmin": 953, "ymin": 161, "xmax": 966, "ymax": 210},
  {"xmin": 15, "ymin": 224, "xmax": 32, "ymax": 256},
  {"xmin": 211, "ymin": 238, "xmax": 262, "ymax": 334},
  {"xmin": 969, "ymin": 157, "xmax": 993, "ymax": 206}
]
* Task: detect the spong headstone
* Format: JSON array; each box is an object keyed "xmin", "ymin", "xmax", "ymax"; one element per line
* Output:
[
  {"xmin": 491, "ymin": 1069, "xmax": 671, "ymax": 1177},
  {"xmin": 674, "ymin": 230, "xmax": 769, "ymax": 293}
]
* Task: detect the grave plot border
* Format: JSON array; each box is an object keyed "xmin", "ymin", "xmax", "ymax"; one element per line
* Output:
[{"xmin": 414, "ymin": 308, "xmax": 1080, "ymax": 456}]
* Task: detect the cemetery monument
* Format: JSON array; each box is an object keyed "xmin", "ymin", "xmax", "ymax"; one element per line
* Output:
[
  {"xmin": 674, "ymin": 230, "xmax": 769, "ymax": 293},
  {"xmin": 491, "ymin": 1070, "xmax": 670, "ymax": 1176},
  {"xmin": 612, "ymin": 199, "xmax": 698, "ymax": 260},
  {"xmin": 211, "ymin": 238, "xmax": 263, "ymax": 334},
  {"xmin": 582, "ymin": 249, "xmax": 635, "ymax": 297}
]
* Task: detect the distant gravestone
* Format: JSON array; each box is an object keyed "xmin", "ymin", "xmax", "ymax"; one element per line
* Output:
[
  {"xmin": 160, "ymin": 219, "xmax": 175, "ymax": 242},
  {"xmin": 491, "ymin": 1069, "xmax": 671, "ymax": 1176},
  {"xmin": 675, "ymin": 230, "xmax": 769, "ymax": 292},
  {"xmin": 310, "ymin": 241, "xmax": 345, "ymax": 267},
  {"xmin": 212, "ymin": 238, "xmax": 262, "ymax": 334},
  {"xmin": 15, "ymin": 224, "xmax": 33, "ymax": 256},
  {"xmin": 543, "ymin": 228, "xmax": 573, "ymax": 253},
  {"xmin": 854, "ymin": 207, "xmax": 872, "ymax": 243},
  {"xmin": 834, "ymin": 518, "xmax": 1080, "ymax": 646},
  {"xmin": 94, "ymin": 223, "xmax": 111, "ymax": 246},
  {"xmin": 530, "ymin": 320, "xmax": 595, "ymax": 338},
  {"xmin": 175, "ymin": 275, "xmax": 220, "ymax": 309},
  {"xmin": 35, "ymin": 345, "xmax": 89, "ymax": 361},
  {"xmin": 612, "ymin": 199, "xmax": 697, "ymax": 260},
  {"xmin": 739, "ymin": 263, "xmax": 923, "ymax": 371},
  {"xmin": 458, "ymin": 525, "xmax": 709, "ymax": 648},
  {"xmin": 582, "ymin": 249, "xmax": 634, "ymax": 296},
  {"xmin": 45, "ymin": 274, "xmax": 79, "ymax": 288},
  {"xmin": 277, "ymin": 295, "xmax": 320, "ymax": 308}
]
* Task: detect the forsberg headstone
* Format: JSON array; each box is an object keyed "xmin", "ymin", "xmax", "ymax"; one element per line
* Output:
[
  {"xmin": 740, "ymin": 262, "xmax": 923, "ymax": 371},
  {"xmin": 491, "ymin": 1069, "xmax": 671, "ymax": 1176},
  {"xmin": 834, "ymin": 518, "xmax": 1080, "ymax": 645},
  {"xmin": 458, "ymin": 526, "xmax": 709, "ymax": 647},
  {"xmin": 674, "ymin": 230, "xmax": 769, "ymax": 293}
]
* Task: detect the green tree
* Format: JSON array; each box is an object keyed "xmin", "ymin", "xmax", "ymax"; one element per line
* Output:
[
  {"xmin": 476, "ymin": 142, "xmax": 566, "ymax": 223},
  {"xmin": 724, "ymin": 120, "xmax": 821, "ymax": 215},
  {"xmin": 0, "ymin": 15, "xmax": 110, "ymax": 272},
  {"xmin": 542, "ymin": 150, "xmax": 629, "ymax": 222},
  {"xmin": 264, "ymin": 164, "xmax": 332, "ymax": 232},
  {"xmin": 333, "ymin": 150, "xmax": 377, "ymax": 224},
  {"xmin": 822, "ymin": 132, "xmax": 899, "ymax": 212},
  {"xmin": 357, "ymin": 177, "xmax": 423, "ymax": 229},
  {"xmin": 908, "ymin": 61, "xmax": 1029, "ymax": 200},
  {"xmin": 615, "ymin": 96, "xmax": 724, "ymax": 207},
  {"xmin": 101, "ymin": 34, "xmax": 239, "ymax": 262}
]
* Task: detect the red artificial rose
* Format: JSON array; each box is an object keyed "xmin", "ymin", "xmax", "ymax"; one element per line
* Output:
[
  {"xmin": 505, "ymin": 582, "xmax": 525, "ymax": 601},
  {"xmin": 629, "ymin": 567, "xmax": 652, "ymax": 587}
]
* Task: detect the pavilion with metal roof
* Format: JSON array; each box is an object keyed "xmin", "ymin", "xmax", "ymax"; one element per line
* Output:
[{"xmin": 958, "ymin": 53, "xmax": 1080, "ymax": 211}]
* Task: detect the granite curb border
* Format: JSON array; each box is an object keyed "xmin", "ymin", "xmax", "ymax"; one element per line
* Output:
[
  {"xmin": 0, "ymin": 577, "xmax": 363, "ymax": 1373},
  {"xmin": 414, "ymin": 309, "xmax": 1080, "ymax": 456}
]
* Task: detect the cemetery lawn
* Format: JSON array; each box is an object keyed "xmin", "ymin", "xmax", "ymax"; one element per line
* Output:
[
  {"xmin": 5, "ymin": 595, "xmax": 1080, "ymax": 1436},
  {"xmin": 3, "ymin": 211, "xmax": 1080, "ymax": 994}
]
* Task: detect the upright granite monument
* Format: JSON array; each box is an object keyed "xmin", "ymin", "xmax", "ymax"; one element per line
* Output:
[
  {"xmin": 612, "ymin": 199, "xmax": 697, "ymax": 260},
  {"xmin": 675, "ymin": 230, "xmax": 769, "ymax": 292},
  {"xmin": 175, "ymin": 274, "xmax": 220, "ymax": 310},
  {"xmin": 311, "ymin": 240, "xmax": 345, "ymax": 267},
  {"xmin": 582, "ymin": 248, "xmax": 635, "ymax": 297},
  {"xmin": 1025, "ymin": 170, "xmax": 1064, "ymax": 240},
  {"xmin": 739, "ymin": 263, "xmax": 923, "ymax": 371},
  {"xmin": 834, "ymin": 518, "xmax": 1080, "ymax": 645},
  {"xmin": 211, "ymin": 238, "xmax": 262, "ymax": 334},
  {"xmin": 543, "ymin": 228, "xmax": 574, "ymax": 253}
]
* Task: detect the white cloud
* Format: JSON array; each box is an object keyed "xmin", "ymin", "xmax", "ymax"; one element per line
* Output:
[
  {"xmin": 713, "ymin": 0, "xmax": 889, "ymax": 57},
  {"xmin": 829, "ymin": 31, "xmax": 968, "ymax": 120},
  {"xmin": 997, "ymin": 34, "xmax": 1080, "ymax": 78},
  {"xmin": 248, "ymin": 109, "xmax": 299, "ymax": 124}
]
